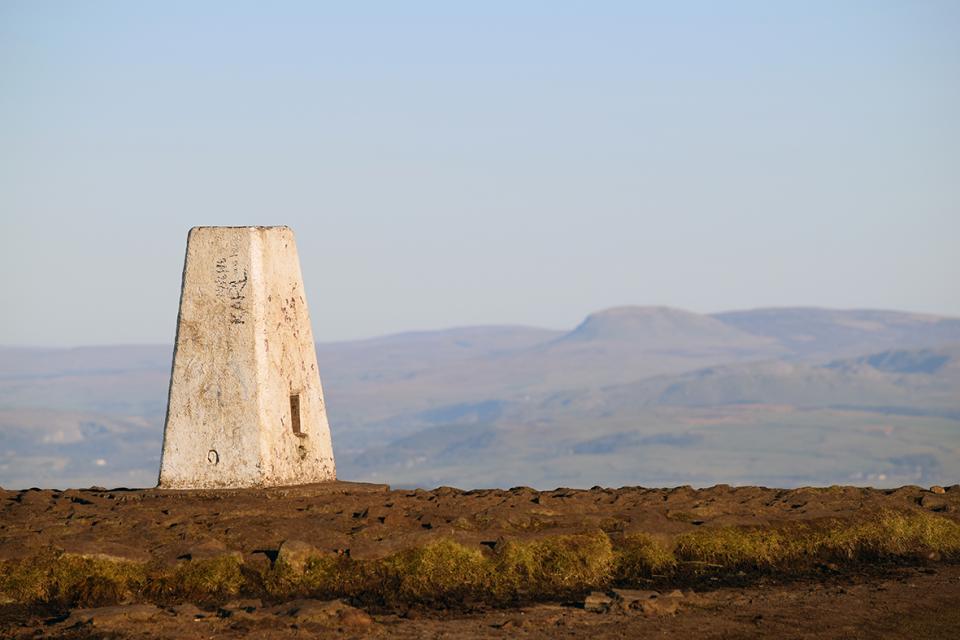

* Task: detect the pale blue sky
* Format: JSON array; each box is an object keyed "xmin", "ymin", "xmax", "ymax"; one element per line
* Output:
[{"xmin": 1, "ymin": 1, "xmax": 958, "ymax": 345}]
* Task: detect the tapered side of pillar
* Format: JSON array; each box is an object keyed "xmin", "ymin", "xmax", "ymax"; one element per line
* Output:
[{"xmin": 253, "ymin": 227, "xmax": 336, "ymax": 485}]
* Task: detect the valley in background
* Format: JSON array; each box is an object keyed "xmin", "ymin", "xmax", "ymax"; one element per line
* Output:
[{"xmin": 1, "ymin": 306, "xmax": 958, "ymax": 490}]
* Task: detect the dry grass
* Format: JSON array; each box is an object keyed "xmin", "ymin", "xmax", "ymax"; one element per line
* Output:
[
  {"xmin": 674, "ymin": 510, "xmax": 960, "ymax": 573},
  {"xmin": 269, "ymin": 532, "xmax": 614, "ymax": 606},
  {"xmin": 165, "ymin": 555, "xmax": 244, "ymax": 600},
  {"xmin": 384, "ymin": 539, "xmax": 493, "ymax": 605},
  {"xmin": 1, "ymin": 510, "xmax": 957, "ymax": 608},
  {"xmin": 494, "ymin": 531, "xmax": 614, "ymax": 601},
  {"xmin": 614, "ymin": 533, "xmax": 677, "ymax": 581},
  {"xmin": 0, "ymin": 553, "xmax": 147, "ymax": 607}
]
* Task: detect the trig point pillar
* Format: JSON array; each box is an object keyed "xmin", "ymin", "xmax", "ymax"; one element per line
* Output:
[{"xmin": 158, "ymin": 226, "xmax": 336, "ymax": 489}]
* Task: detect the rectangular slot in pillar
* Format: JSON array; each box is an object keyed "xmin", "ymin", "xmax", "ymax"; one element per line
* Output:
[{"xmin": 290, "ymin": 393, "xmax": 303, "ymax": 437}]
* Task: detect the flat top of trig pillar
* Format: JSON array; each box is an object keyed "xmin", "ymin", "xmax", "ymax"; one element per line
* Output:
[{"xmin": 190, "ymin": 225, "xmax": 291, "ymax": 231}]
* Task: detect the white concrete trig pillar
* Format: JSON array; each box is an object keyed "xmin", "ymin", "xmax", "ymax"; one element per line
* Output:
[{"xmin": 158, "ymin": 226, "xmax": 336, "ymax": 489}]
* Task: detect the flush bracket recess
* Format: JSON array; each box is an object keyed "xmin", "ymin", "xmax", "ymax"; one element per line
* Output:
[{"xmin": 290, "ymin": 393, "xmax": 306, "ymax": 438}]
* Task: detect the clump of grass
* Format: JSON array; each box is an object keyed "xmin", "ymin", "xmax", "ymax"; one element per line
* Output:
[
  {"xmin": 0, "ymin": 557, "xmax": 52, "ymax": 604},
  {"xmin": 816, "ymin": 510, "xmax": 960, "ymax": 561},
  {"xmin": 383, "ymin": 539, "xmax": 494, "ymax": 606},
  {"xmin": 262, "ymin": 552, "xmax": 308, "ymax": 598},
  {"xmin": 167, "ymin": 555, "xmax": 244, "ymax": 600},
  {"xmin": 673, "ymin": 510, "xmax": 960, "ymax": 574},
  {"xmin": 0, "ymin": 554, "xmax": 147, "ymax": 606},
  {"xmin": 302, "ymin": 554, "xmax": 370, "ymax": 599},
  {"xmin": 265, "ymin": 533, "xmax": 615, "ymax": 606},
  {"xmin": 675, "ymin": 526, "xmax": 800, "ymax": 571},
  {"xmin": 265, "ymin": 551, "xmax": 372, "ymax": 602},
  {"xmin": 140, "ymin": 554, "xmax": 245, "ymax": 604},
  {"xmin": 494, "ymin": 531, "xmax": 614, "ymax": 600},
  {"xmin": 613, "ymin": 533, "xmax": 676, "ymax": 582}
]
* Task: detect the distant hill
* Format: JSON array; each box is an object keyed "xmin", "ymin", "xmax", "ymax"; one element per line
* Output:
[
  {"xmin": 1, "ymin": 306, "xmax": 959, "ymax": 489},
  {"xmin": 712, "ymin": 307, "xmax": 960, "ymax": 359},
  {"xmin": 532, "ymin": 343, "xmax": 960, "ymax": 417},
  {"xmin": 492, "ymin": 306, "xmax": 787, "ymax": 392},
  {"xmin": 561, "ymin": 306, "xmax": 782, "ymax": 353}
]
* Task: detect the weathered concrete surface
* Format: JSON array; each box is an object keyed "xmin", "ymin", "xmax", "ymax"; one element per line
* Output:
[{"xmin": 158, "ymin": 226, "xmax": 336, "ymax": 489}]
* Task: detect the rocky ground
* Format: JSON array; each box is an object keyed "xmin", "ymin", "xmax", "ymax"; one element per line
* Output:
[
  {"xmin": 2, "ymin": 564, "xmax": 958, "ymax": 639},
  {"xmin": 1, "ymin": 481, "xmax": 958, "ymax": 638},
  {"xmin": 2, "ymin": 481, "xmax": 957, "ymax": 562}
]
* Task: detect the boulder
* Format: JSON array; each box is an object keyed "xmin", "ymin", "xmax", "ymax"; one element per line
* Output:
[
  {"xmin": 243, "ymin": 551, "xmax": 273, "ymax": 574},
  {"xmin": 920, "ymin": 495, "xmax": 949, "ymax": 512},
  {"xmin": 276, "ymin": 539, "xmax": 320, "ymax": 573}
]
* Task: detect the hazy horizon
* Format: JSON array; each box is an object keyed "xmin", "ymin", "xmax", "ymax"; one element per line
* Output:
[
  {"xmin": 3, "ymin": 306, "xmax": 960, "ymax": 490},
  {"xmin": 4, "ymin": 302, "xmax": 960, "ymax": 350}
]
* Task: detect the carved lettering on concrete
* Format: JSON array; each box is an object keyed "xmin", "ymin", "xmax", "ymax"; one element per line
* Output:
[{"xmin": 215, "ymin": 254, "xmax": 248, "ymax": 325}]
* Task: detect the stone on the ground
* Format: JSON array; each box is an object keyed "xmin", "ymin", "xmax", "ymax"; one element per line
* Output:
[
  {"xmin": 611, "ymin": 589, "xmax": 660, "ymax": 606},
  {"xmin": 178, "ymin": 539, "xmax": 236, "ymax": 560},
  {"xmin": 584, "ymin": 589, "xmax": 689, "ymax": 615},
  {"xmin": 644, "ymin": 590, "xmax": 685, "ymax": 617},
  {"xmin": 60, "ymin": 541, "xmax": 151, "ymax": 564},
  {"xmin": 218, "ymin": 598, "xmax": 262, "ymax": 619},
  {"xmin": 920, "ymin": 494, "xmax": 949, "ymax": 511},
  {"xmin": 493, "ymin": 617, "xmax": 529, "ymax": 629},
  {"xmin": 610, "ymin": 589, "xmax": 687, "ymax": 617},
  {"xmin": 584, "ymin": 591, "xmax": 614, "ymax": 612},
  {"xmin": 170, "ymin": 603, "xmax": 206, "ymax": 618},
  {"xmin": 277, "ymin": 539, "xmax": 320, "ymax": 572},
  {"xmin": 284, "ymin": 599, "xmax": 372, "ymax": 627},
  {"xmin": 67, "ymin": 604, "xmax": 164, "ymax": 627},
  {"xmin": 223, "ymin": 598, "xmax": 261, "ymax": 611},
  {"xmin": 244, "ymin": 551, "xmax": 273, "ymax": 573}
]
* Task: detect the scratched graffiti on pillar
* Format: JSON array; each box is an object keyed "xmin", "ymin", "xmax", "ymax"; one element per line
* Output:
[{"xmin": 215, "ymin": 254, "xmax": 249, "ymax": 325}]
